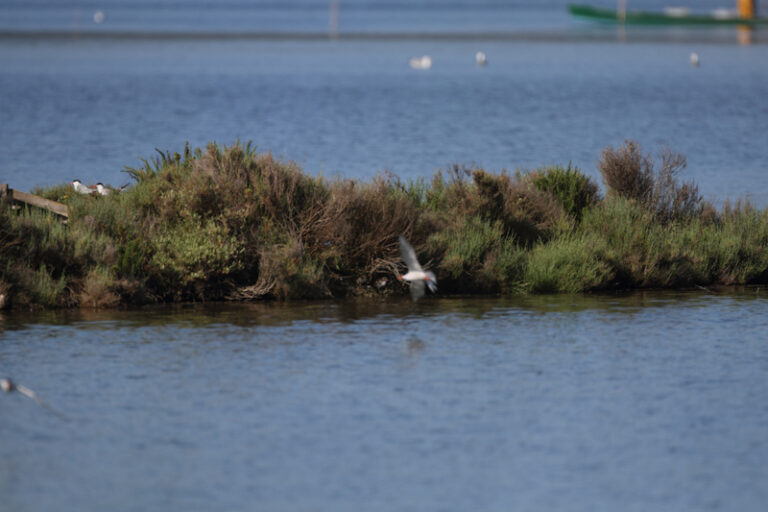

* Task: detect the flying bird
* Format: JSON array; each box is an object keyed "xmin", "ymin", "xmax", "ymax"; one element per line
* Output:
[
  {"xmin": 1, "ymin": 378, "xmax": 68, "ymax": 420},
  {"xmin": 397, "ymin": 235, "xmax": 437, "ymax": 300}
]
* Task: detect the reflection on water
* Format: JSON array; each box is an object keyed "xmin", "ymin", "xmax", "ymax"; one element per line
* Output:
[
  {"xmin": 1, "ymin": 290, "xmax": 767, "ymax": 510},
  {"xmin": 1, "ymin": 287, "xmax": 763, "ymax": 328}
]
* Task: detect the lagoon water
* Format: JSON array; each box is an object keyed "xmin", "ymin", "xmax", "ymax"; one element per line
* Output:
[
  {"xmin": 1, "ymin": 1, "xmax": 768, "ymax": 205},
  {"xmin": 2, "ymin": 2, "xmax": 768, "ymax": 510},
  {"xmin": 2, "ymin": 292, "xmax": 768, "ymax": 511}
]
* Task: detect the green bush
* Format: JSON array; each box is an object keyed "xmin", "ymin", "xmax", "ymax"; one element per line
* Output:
[
  {"xmin": 26, "ymin": 265, "xmax": 68, "ymax": 308},
  {"xmin": 2, "ymin": 140, "xmax": 767, "ymax": 308},
  {"xmin": 524, "ymin": 233, "xmax": 613, "ymax": 293},
  {"xmin": 528, "ymin": 164, "xmax": 600, "ymax": 221},
  {"xmin": 149, "ymin": 216, "xmax": 244, "ymax": 299}
]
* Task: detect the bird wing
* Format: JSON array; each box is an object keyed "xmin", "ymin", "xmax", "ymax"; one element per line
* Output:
[
  {"xmin": 409, "ymin": 279, "xmax": 426, "ymax": 301},
  {"xmin": 425, "ymin": 271, "xmax": 438, "ymax": 293},
  {"xmin": 16, "ymin": 384, "xmax": 68, "ymax": 421},
  {"xmin": 399, "ymin": 236, "xmax": 423, "ymax": 272}
]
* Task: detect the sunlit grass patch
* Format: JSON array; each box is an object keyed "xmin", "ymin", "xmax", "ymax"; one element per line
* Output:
[{"xmin": 525, "ymin": 233, "xmax": 614, "ymax": 293}]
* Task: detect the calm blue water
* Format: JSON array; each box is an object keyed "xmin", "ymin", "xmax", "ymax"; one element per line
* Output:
[
  {"xmin": 1, "ymin": 1, "xmax": 767, "ymax": 204},
  {"xmin": 0, "ymin": 1, "xmax": 758, "ymax": 34},
  {"xmin": 1, "ymin": 292, "xmax": 767, "ymax": 511}
]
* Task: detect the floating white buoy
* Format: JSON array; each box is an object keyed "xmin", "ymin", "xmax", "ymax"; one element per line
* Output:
[
  {"xmin": 475, "ymin": 51, "xmax": 487, "ymax": 66},
  {"xmin": 409, "ymin": 55, "xmax": 432, "ymax": 70},
  {"xmin": 690, "ymin": 52, "xmax": 700, "ymax": 67},
  {"xmin": 93, "ymin": 10, "xmax": 106, "ymax": 24}
]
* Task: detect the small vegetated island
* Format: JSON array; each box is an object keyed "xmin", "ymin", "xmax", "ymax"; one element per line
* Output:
[{"xmin": 1, "ymin": 140, "xmax": 767, "ymax": 309}]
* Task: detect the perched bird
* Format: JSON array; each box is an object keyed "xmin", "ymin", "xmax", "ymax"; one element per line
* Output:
[
  {"xmin": 70, "ymin": 179, "xmax": 94, "ymax": 194},
  {"xmin": 95, "ymin": 183, "xmax": 110, "ymax": 196},
  {"xmin": 397, "ymin": 235, "xmax": 437, "ymax": 300},
  {"xmin": 1, "ymin": 377, "xmax": 67, "ymax": 420}
]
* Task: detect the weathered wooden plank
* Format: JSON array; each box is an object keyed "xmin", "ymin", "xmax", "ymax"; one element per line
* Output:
[{"xmin": 8, "ymin": 189, "xmax": 69, "ymax": 219}]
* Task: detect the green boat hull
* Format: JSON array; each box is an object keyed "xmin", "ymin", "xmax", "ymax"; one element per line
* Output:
[{"xmin": 568, "ymin": 4, "xmax": 768, "ymax": 26}]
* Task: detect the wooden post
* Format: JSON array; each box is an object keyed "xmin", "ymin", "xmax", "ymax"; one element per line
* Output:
[
  {"xmin": 1, "ymin": 184, "xmax": 69, "ymax": 220},
  {"xmin": 0, "ymin": 184, "xmax": 9, "ymax": 207},
  {"xmin": 11, "ymin": 189, "xmax": 69, "ymax": 218}
]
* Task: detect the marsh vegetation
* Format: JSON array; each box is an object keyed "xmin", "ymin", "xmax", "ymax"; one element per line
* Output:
[{"xmin": 2, "ymin": 140, "xmax": 767, "ymax": 308}]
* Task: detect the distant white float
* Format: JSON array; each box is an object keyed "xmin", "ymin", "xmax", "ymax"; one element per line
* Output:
[
  {"xmin": 475, "ymin": 51, "xmax": 487, "ymax": 66},
  {"xmin": 93, "ymin": 10, "xmax": 106, "ymax": 24},
  {"xmin": 409, "ymin": 55, "xmax": 432, "ymax": 70}
]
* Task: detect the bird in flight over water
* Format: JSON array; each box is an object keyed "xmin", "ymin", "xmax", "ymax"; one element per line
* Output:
[
  {"xmin": 2, "ymin": 378, "xmax": 68, "ymax": 420},
  {"xmin": 398, "ymin": 235, "xmax": 437, "ymax": 300}
]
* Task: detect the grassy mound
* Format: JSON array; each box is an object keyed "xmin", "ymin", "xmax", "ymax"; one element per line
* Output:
[{"xmin": 1, "ymin": 140, "xmax": 767, "ymax": 308}]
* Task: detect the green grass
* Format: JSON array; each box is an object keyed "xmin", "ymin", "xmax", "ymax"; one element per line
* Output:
[{"xmin": 1, "ymin": 140, "xmax": 767, "ymax": 308}]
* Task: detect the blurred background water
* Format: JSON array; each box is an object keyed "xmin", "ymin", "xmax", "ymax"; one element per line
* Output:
[
  {"xmin": 1, "ymin": 1, "xmax": 762, "ymax": 34},
  {"xmin": 1, "ymin": 0, "xmax": 767, "ymax": 204},
  {"xmin": 1, "ymin": 292, "xmax": 767, "ymax": 511}
]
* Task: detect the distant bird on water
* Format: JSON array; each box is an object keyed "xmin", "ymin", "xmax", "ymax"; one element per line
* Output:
[
  {"xmin": 2, "ymin": 377, "xmax": 68, "ymax": 420},
  {"xmin": 397, "ymin": 235, "xmax": 437, "ymax": 300},
  {"xmin": 475, "ymin": 51, "xmax": 487, "ymax": 66},
  {"xmin": 409, "ymin": 55, "xmax": 432, "ymax": 70},
  {"xmin": 690, "ymin": 52, "xmax": 700, "ymax": 67}
]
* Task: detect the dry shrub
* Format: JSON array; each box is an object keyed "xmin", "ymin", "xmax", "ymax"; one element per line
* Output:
[
  {"xmin": 472, "ymin": 169, "xmax": 564, "ymax": 244},
  {"xmin": 652, "ymin": 148, "xmax": 702, "ymax": 222},
  {"xmin": 698, "ymin": 201, "xmax": 718, "ymax": 224},
  {"xmin": 248, "ymin": 238, "xmax": 330, "ymax": 300},
  {"xmin": 194, "ymin": 142, "xmax": 254, "ymax": 188},
  {"xmin": 598, "ymin": 140, "xmax": 654, "ymax": 203},
  {"xmin": 294, "ymin": 175, "xmax": 426, "ymax": 288},
  {"xmin": 249, "ymin": 156, "xmax": 328, "ymax": 225},
  {"xmin": 599, "ymin": 140, "xmax": 703, "ymax": 222},
  {"xmin": 430, "ymin": 164, "xmax": 476, "ymax": 214},
  {"xmin": 78, "ymin": 267, "xmax": 120, "ymax": 308}
]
